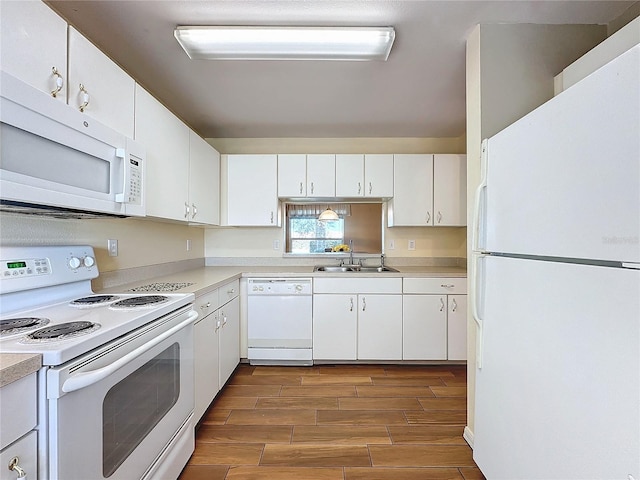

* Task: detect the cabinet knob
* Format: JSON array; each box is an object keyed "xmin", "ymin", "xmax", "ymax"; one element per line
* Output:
[
  {"xmin": 8, "ymin": 456, "xmax": 27, "ymax": 478},
  {"xmin": 51, "ymin": 67, "xmax": 64, "ymax": 98},
  {"xmin": 78, "ymin": 83, "xmax": 90, "ymax": 112}
]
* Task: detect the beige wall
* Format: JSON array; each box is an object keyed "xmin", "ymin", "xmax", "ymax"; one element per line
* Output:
[
  {"xmin": 464, "ymin": 24, "xmax": 607, "ymax": 443},
  {"xmin": 205, "ymin": 136, "xmax": 467, "ymax": 260},
  {"xmin": 0, "ymin": 213, "xmax": 205, "ymax": 273}
]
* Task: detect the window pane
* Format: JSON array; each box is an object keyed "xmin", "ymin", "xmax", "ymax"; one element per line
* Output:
[{"xmin": 289, "ymin": 218, "xmax": 344, "ymax": 253}]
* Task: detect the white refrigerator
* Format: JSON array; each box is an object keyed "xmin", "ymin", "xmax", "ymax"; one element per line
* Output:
[{"xmin": 472, "ymin": 44, "xmax": 639, "ymax": 479}]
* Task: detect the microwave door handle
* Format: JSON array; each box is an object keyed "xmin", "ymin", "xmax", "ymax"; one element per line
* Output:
[{"xmin": 61, "ymin": 311, "xmax": 197, "ymax": 393}]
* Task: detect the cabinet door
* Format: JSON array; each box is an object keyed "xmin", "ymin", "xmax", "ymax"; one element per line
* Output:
[
  {"xmin": 365, "ymin": 154, "xmax": 394, "ymax": 197},
  {"xmin": 357, "ymin": 294, "xmax": 403, "ymax": 360},
  {"xmin": 390, "ymin": 154, "xmax": 434, "ymax": 226},
  {"xmin": 433, "ymin": 154, "xmax": 467, "ymax": 226},
  {"xmin": 227, "ymin": 155, "xmax": 279, "ymax": 226},
  {"xmin": 447, "ymin": 295, "xmax": 467, "ymax": 360},
  {"xmin": 1, "ymin": 0, "xmax": 68, "ymax": 102},
  {"xmin": 307, "ymin": 154, "xmax": 335, "ymax": 197},
  {"xmin": 403, "ymin": 295, "xmax": 447, "ymax": 360},
  {"xmin": 189, "ymin": 131, "xmax": 220, "ymax": 225},
  {"xmin": 335, "ymin": 154, "xmax": 364, "ymax": 197},
  {"xmin": 219, "ymin": 296, "xmax": 240, "ymax": 388},
  {"xmin": 135, "ymin": 85, "xmax": 190, "ymax": 221},
  {"xmin": 278, "ymin": 154, "xmax": 306, "ymax": 197},
  {"xmin": 0, "ymin": 431, "xmax": 37, "ymax": 480},
  {"xmin": 68, "ymin": 27, "xmax": 135, "ymax": 137},
  {"xmin": 313, "ymin": 294, "xmax": 357, "ymax": 360},
  {"xmin": 194, "ymin": 311, "xmax": 220, "ymax": 421}
]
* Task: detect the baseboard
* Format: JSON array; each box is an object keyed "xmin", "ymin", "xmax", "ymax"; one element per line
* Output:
[{"xmin": 463, "ymin": 425, "xmax": 474, "ymax": 448}]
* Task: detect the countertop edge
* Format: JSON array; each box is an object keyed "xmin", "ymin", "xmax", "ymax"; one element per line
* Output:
[{"xmin": 0, "ymin": 353, "xmax": 42, "ymax": 388}]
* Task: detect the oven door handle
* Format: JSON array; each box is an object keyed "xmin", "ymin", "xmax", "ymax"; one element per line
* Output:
[{"xmin": 61, "ymin": 311, "xmax": 198, "ymax": 393}]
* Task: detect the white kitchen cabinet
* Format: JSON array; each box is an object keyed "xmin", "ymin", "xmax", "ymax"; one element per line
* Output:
[
  {"xmin": 67, "ymin": 27, "xmax": 135, "ymax": 138},
  {"xmin": 313, "ymin": 294, "xmax": 358, "ymax": 360},
  {"xmin": 1, "ymin": 0, "xmax": 68, "ymax": 103},
  {"xmin": 0, "ymin": 432, "xmax": 37, "ymax": 480},
  {"xmin": 135, "ymin": 85, "xmax": 190, "ymax": 221},
  {"xmin": 313, "ymin": 277, "xmax": 402, "ymax": 361},
  {"xmin": 307, "ymin": 154, "xmax": 336, "ymax": 197},
  {"xmin": 218, "ymin": 295, "xmax": 240, "ymax": 388},
  {"xmin": 189, "ymin": 131, "xmax": 220, "ymax": 225},
  {"xmin": 389, "ymin": 154, "xmax": 434, "ymax": 226},
  {"xmin": 335, "ymin": 154, "xmax": 393, "ymax": 198},
  {"xmin": 226, "ymin": 154, "xmax": 279, "ymax": 226},
  {"xmin": 277, "ymin": 154, "xmax": 335, "ymax": 198},
  {"xmin": 402, "ymin": 277, "xmax": 467, "ymax": 361},
  {"xmin": 433, "ymin": 154, "xmax": 467, "ymax": 226},
  {"xmin": 193, "ymin": 289, "xmax": 220, "ymax": 422}
]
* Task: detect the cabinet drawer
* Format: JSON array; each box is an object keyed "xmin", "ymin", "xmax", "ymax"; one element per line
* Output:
[
  {"xmin": 0, "ymin": 373, "xmax": 37, "ymax": 450},
  {"xmin": 219, "ymin": 279, "xmax": 240, "ymax": 306},
  {"xmin": 0, "ymin": 431, "xmax": 37, "ymax": 480},
  {"xmin": 314, "ymin": 277, "xmax": 402, "ymax": 294},
  {"xmin": 403, "ymin": 277, "xmax": 467, "ymax": 294},
  {"xmin": 195, "ymin": 288, "xmax": 218, "ymax": 320}
]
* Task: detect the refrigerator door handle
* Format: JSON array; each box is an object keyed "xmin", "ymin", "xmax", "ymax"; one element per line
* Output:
[
  {"xmin": 472, "ymin": 140, "xmax": 489, "ymax": 253},
  {"xmin": 472, "ymin": 253, "xmax": 486, "ymax": 369}
]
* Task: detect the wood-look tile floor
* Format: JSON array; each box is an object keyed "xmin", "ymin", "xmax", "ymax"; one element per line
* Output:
[{"xmin": 178, "ymin": 364, "xmax": 486, "ymax": 480}]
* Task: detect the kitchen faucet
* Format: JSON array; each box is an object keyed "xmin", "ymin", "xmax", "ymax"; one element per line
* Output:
[{"xmin": 349, "ymin": 240, "xmax": 354, "ymax": 266}]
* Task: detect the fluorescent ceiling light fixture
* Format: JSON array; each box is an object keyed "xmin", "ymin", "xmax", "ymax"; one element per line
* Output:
[{"xmin": 174, "ymin": 26, "xmax": 395, "ymax": 61}]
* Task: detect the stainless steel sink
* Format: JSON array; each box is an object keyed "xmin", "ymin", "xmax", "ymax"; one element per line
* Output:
[{"xmin": 313, "ymin": 265, "xmax": 398, "ymax": 273}]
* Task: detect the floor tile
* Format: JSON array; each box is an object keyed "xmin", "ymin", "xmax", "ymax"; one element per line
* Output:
[
  {"xmin": 200, "ymin": 408, "xmax": 231, "ymax": 425},
  {"xmin": 226, "ymin": 466, "xmax": 344, "ymax": 480},
  {"xmin": 302, "ymin": 375, "xmax": 373, "ymax": 385},
  {"xmin": 345, "ymin": 467, "xmax": 464, "ymax": 480},
  {"xmin": 317, "ymin": 409, "xmax": 407, "ymax": 425},
  {"xmin": 388, "ymin": 425, "xmax": 467, "ymax": 444},
  {"xmin": 339, "ymin": 397, "xmax": 423, "ymax": 410},
  {"xmin": 187, "ymin": 443, "xmax": 264, "ymax": 465},
  {"xmin": 229, "ymin": 374, "xmax": 302, "ymax": 385},
  {"xmin": 281, "ymin": 385, "xmax": 357, "ymax": 397},
  {"xmin": 404, "ymin": 410, "xmax": 467, "ymax": 425},
  {"xmin": 356, "ymin": 385, "xmax": 435, "ymax": 397},
  {"xmin": 418, "ymin": 397, "xmax": 467, "ymax": 410},
  {"xmin": 226, "ymin": 408, "xmax": 317, "ymax": 425},
  {"xmin": 292, "ymin": 425, "xmax": 391, "ymax": 444},
  {"xmin": 197, "ymin": 425, "xmax": 292, "ymax": 443},
  {"xmin": 371, "ymin": 376, "xmax": 445, "ymax": 386},
  {"xmin": 256, "ymin": 396, "xmax": 339, "ymax": 409},
  {"xmin": 430, "ymin": 386, "xmax": 468, "ymax": 398},
  {"xmin": 319, "ymin": 365, "xmax": 387, "ymax": 376},
  {"xmin": 220, "ymin": 385, "xmax": 282, "ymax": 397},
  {"xmin": 253, "ymin": 366, "xmax": 320, "ymax": 375},
  {"xmin": 384, "ymin": 366, "xmax": 456, "ymax": 377},
  {"xmin": 211, "ymin": 396, "xmax": 257, "ymax": 409},
  {"xmin": 178, "ymin": 465, "xmax": 229, "ymax": 480},
  {"xmin": 369, "ymin": 445, "xmax": 476, "ymax": 467},
  {"xmin": 441, "ymin": 377, "xmax": 468, "ymax": 386},
  {"xmin": 261, "ymin": 444, "xmax": 371, "ymax": 466},
  {"xmin": 459, "ymin": 466, "xmax": 487, "ymax": 480}
]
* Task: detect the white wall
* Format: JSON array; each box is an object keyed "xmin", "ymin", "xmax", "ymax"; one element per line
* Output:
[{"xmin": 465, "ymin": 23, "xmax": 607, "ymax": 443}]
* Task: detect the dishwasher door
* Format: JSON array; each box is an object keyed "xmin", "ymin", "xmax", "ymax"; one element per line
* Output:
[{"xmin": 247, "ymin": 278, "xmax": 313, "ymax": 365}]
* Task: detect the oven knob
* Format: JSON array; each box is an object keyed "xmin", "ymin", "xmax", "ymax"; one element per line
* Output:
[
  {"xmin": 68, "ymin": 257, "xmax": 81, "ymax": 269},
  {"xmin": 83, "ymin": 256, "xmax": 96, "ymax": 268}
]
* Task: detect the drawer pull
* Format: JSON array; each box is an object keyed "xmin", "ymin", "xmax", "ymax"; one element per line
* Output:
[
  {"xmin": 8, "ymin": 457, "xmax": 27, "ymax": 478},
  {"xmin": 227, "ymin": 289, "xmax": 236, "ymax": 295},
  {"xmin": 441, "ymin": 284, "xmax": 455, "ymax": 288}
]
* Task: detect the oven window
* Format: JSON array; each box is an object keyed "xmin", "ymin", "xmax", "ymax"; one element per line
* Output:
[{"xmin": 102, "ymin": 343, "xmax": 180, "ymax": 477}]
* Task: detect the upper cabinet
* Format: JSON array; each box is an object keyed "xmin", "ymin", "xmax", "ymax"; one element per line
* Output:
[
  {"xmin": 1, "ymin": 0, "xmax": 68, "ymax": 103},
  {"xmin": 226, "ymin": 154, "xmax": 279, "ymax": 226},
  {"xmin": 189, "ymin": 132, "xmax": 220, "ymax": 225},
  {"xmin": 335, "ymin": 154, "xmax": 393, "ymax": 198},
  {"xmin": 389, "ymin": 154, "xmax": 466, "ymax": 227},
  {"xmin": 67, "ymin": 27, "xmax": 135, "ymax": 138},
  {"xmin": 277, "ymin": 154, "xmax": 335, "ymax": 197}
]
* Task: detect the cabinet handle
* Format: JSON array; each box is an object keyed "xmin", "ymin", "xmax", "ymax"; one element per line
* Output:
[
  {"xmin": 200, "ymin": 301, "xmax": 211, "ymax": 310},
  {"xmin": 349, "ymin": 297, "xmax": 354, "ymax": 312},
  {"xmin": 357, "ymin": 182, "xmax": 361, "ymax": 195},
  {"xmin": 426, "ymin": 211, "xmax": 431, "ymax": 224},
  {"xmin": 184, "ymin": 202, "xmax": 190, "ymax": 218},
  {"xmin": 437, "ymin": 211, "xmax": 443, "ymax": 224},
  {"xmin": 227, "ymin": 288, "xmax": 235, "ymax": 295},
  {"xmin": 8, "ymin": 457, "xmax": 27, "ymax": 478},
  {"xmin": 78, "ymin": 83, "xmax": 90, "ymax": 112},
  {"xmin": 310, "ymin": 182, "xmax": 314, "ymax": 194},
  {"xmin": 270, "ymin": 211, "xmax": 274, "ymax": 224},
  {"xmin": 451, "ymin": 298, "xmax": 457, "ymax": 312},
  {"xmin": 441, "ymin": 284, "xmax": 455, "ymax": 288},
  {"xmin": 440, "ymin": 297, "xmax": 445, "ymax": 312},
  {"xmin": 299, "ymin": 182, "xmax": 303, "ymax": 194},
  {"xmin": 362, "ymin": 297, "xmax": 366, "ymax": 312},
  {"xmin": 221, "ymin": 312, "xmax": 227, "ymax": 326},
  {"xmin": 192, "ymin": 203, "xmax": 197, "ymax": 218},
  {"xmin": 369, "ymin": 182, "xmax": 372, "ymax": 195},
  {"xmin": 215, "ymin": 319, "xmax": 221, "ymax": 332},
  {"xmin": 51, "ymin": 67, "xmax": 64, "ymax": 98}
]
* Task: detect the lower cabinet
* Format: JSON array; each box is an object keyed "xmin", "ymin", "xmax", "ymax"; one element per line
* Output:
[
  {"xmin": 357, "ymin": 294, "xmax": 402, "ymax": 360},
  {"xmin": 218, "ymin": 295, "xmax": 240, "ymax": 388},
  {"xmin": 313, "ymin": 294, "xmax": 357, "ymax": 360},
  {"xmin": 447, "ymin": 294, "xmax": 467, "ymax": 361}
]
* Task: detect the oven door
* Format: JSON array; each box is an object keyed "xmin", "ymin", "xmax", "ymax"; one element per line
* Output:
[{"xmin": 46, "ymin": 307, "xmax": 196, "ymax": 480}]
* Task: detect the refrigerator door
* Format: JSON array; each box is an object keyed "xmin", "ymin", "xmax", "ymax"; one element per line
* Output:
[
  {"xmin": 477, "ymin": 45, "xmax": 639, "ymax": 263},
  {"xmin": 474, "ymin": 255, "xmax": 640, "ymax": 479}
]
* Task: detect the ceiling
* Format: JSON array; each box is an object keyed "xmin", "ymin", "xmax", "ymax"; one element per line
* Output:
[{"xmin": 46, "ymin": 1, "xmax": 634, "ymax": 139}]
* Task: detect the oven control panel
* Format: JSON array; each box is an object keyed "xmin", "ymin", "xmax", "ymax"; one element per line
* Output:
[{"xmin": 2, "ymin": 257, "xmax": 51, "ymax": 278}]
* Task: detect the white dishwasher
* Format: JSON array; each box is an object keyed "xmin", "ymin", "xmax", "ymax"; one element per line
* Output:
[{"xmin": 247, "ymin": 278, "xmax": 313, "ymax": 365}]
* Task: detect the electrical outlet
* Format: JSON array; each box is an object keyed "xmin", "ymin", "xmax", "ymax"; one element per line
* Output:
[
  {"xmin": 273, "ymin": 239, "xmax": 280, "ymax": 250},
  {"xmin": 108, "ymin": 239, "xmax": 118, "ymax": 257},
  {"xmin": 408, "ymin": 239, "xmax": 416, "ymax": 251},
  {"xmin": 389, "ymin": 239, "xmax": 395, "ymax": 250},
  {"xmin": 186, "ymin": 239, "xmax": 192, "ymax": 251}
]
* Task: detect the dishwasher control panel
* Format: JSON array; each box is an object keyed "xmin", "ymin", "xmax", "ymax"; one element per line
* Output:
[{"xmin": 248, "ymin": 278, "xmax": 312, "ymax": 295}]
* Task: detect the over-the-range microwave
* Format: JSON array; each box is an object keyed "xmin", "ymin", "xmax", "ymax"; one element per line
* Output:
[{"xmin": 0, "ymin": 71, "xmax": 145, "ymax": 218}]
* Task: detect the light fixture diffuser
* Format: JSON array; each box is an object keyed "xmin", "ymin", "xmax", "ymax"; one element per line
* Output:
[{"xmin": 174, "ymin": 26, "xmax": 395, "ymax": 61}]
